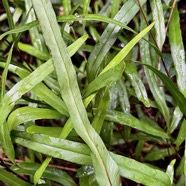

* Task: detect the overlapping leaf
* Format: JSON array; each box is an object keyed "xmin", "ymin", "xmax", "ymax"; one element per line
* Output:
[{"xmin": 31, "ymin": 0, "xmax": 120, "ymax": 185}]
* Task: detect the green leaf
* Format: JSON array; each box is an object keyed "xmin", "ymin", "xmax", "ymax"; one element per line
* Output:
[
  {"xmin": 0, "ymin": 20, "xmax": 38, "ymax": 40},
  {"xmin": 8, "ymin": 107, "xmax": 62, "ymax": 131},
  {"xmin": 1, "ymin": 44, "xmax": 14, "ymax": 99},
  {"xmin": 12, "ymin": 130, "xmax": 172, "ymax": 186},
  {"xmin": 105, "ymin": 110, "xmax": 169, "ymax": 139},
  {"xmin": 87, "ymin": 0, "xmax": 147, "ymax": 81},
  {"xmin": 0, "ymin": 59, "xmax": 54, "ymax": 129},
  {"xmin": 12, "ymin": 131, "xmax": 92, "ymax": 165},
  {"xmin": 34, "ymin": 156, "xmax": 51, "ymax": 185},
  {"xmin": 117, "ymin": 79, "xmax": 130, "ymax": 113},
  {"xmin": 125, "ymin": 62, "xmax": 150, "ymax": 107},
  {"xmin": 76, "ymin": 165, "xmax": 94, "ymax": 178},
  {"xmin": 92, "ymin": 88, "xmax": 110, "ymax": 134},
  {"xmin": 142, "ymin": 64, "xmax": 186, "ymax": 116},
  {"xmin": 25, "ymin": 0, "xmax": 47, "ymax": 64},
  {"xmin": 111, "ymin": 153, "xmax": 172, "ymax": 186},
  {"xmin": 0, "ymin": 44, "xmax": 15, "ymax": 162},
  {"xmin": 31, "ymin": 1, "xmax": 120, "ymax": 185},
  {"xmin": 2, "ymin": 0, "xmax": 15, "ymax": 40},
  {"xmin": 12, "ymin": 162, "xmax": 77, "ymax": 186},
  {"xmin": 0, "ymin": 13, "xmax": 134, "ymax": 41},
  {"xmin": 83, "ymin": 62, "xmax": 124, "ymax": 98},
  {"xmin": 140, "ymin": 6, "xmax": 170, "ymax": 125},
  {"xmin": 169, "ymin": 107, "xmax": 183, "ymax": 134},
  {"xmin": 0, "ymin": 167, "xmax": 32, "ymax": 186},
  {"xmin": 0, "ymin": 122, "xmax": 15, "ymax": 162},
  {"xmin": 0, "ymin": 60, "xmax": 56, "ymax": 161},
  {"xmin": 144, "ymin": 147, "xmax": 175, "ymax": 161},
  {"xmin": 150, "ymin": 0, "xmax": 166, "ymax": 49},
  {"xmin": 18, "ymin": 42, "xmax": 50, "ymax": 61},
  {"xmin": 100, "ymin": 22, "xmax": 154, "ymax": 75},
  {"xmin": 175, "ymin": 119, "xmax": 186, "ymax": 148},
  {"xmin": 169, "ymin": 4, "xmax": 186, "ymax": 97},
  {"xmin": 166, "ymin": 159, "xmax": 176, "ymax": 185},
  {"xmin": 26, "ymin": 125, "xmax": 62, "ymax": 137}
]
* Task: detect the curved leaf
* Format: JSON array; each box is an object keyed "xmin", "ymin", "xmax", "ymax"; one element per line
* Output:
[
  {"xmin": 105, "ymin": 110, "xmax": 169, "ymax": 139},
  {"xmin": 142, "ymin": 64, "xmax": 186, "ymax": 116},
  {"xmin": 0, "ymin": 167, "xmax": 32, "ymax": 186},
  {"xmin": 83, "ymin": 62, "xmax": 124, "ymax": 98},
  {"xmin": 12, "ymin": 162, "xmax": 77, "ymax": 186},
  {"xmin": 8, "ymin": 107, "xmax": 62, "ymax": 131},
  {"xmin": 87, "ymin": 0, "xmax": 147, "ymax": 82},
  {"xmin": 111, "ymin": 153, "xmax": 171, "ymax": 186},
  {"xmin": 31, "ymin": 1, "xmax": 120, "ymax": 185},
  {"xmin": 12, "ymin": 131, "xmax": 92, "ymax": 165},
  {"xmin": 140, "ymin": 7, "xmax": 170, "ymax": 125},
  {"xmin": 169, "ymin": 4, "xmax": 186, "ymax": 97},
  {"xmin": 150, "ymin": 0, "xmax": 166, "ymax": 49},
  {"xmin": 100, "ymin": 22, "xmax": 154, "ymax": 75}
]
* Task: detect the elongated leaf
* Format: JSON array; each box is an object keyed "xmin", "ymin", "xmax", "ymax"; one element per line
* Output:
[
  {"xmin": 2, "ymin": 0, "xmax": 15, "ymax": 40},
  {"xmin": 143, "ymin": 64, "xmax": 186, "ymax": 116},
  {"xmin": 18, "ymin": 34, "xmax": 89, "ymax": 61},
  {"xmin": 0, "ymin": 14, "xmax": 134, "ymax": 41},
  {"xmin": 25, "ymin": 0, "xmax": 46, "ymax": 53},
  {"xmin": 87, "ymin": 0, "xmax": 147, "ymax": 81},
  {"xmin": 8, "ymin": 107, "xmax": 62, "ymax": 131},
  {"xmin": 140, "ymin": 6, "xmax": 170, "ymax": 125},
  {"xmin": 26, "ymin": 126, "xmax": 62, "ymax": 137},
  {"xmin": 34, "ymin": 156, "xmax": 51, "ymax": 185},
  {"xmin": 0, "ymin": 20, "xmax": 38, "ymax": 40},
  {"xmin": 1, "ymin": 44, "xmax": 14, "ymax": 99},
  {"xmin": 175, "ymin": 119, "xmax": 186, "ymax": 148},
  {"xmin": 105, "ymin": 110, "xmax": 169, "ymax": 139},
  {"xmin": 0, "ymin": 44, "xmax": 15, "ymax": 162},
  {"xmin": 125, "ymin": 62, "xmax": 150, "ymax": 107},
  {"xmin": 0, "ymin": 32, "xmax": 87, "ymax": 118},
  {"xmin": 31, "ymin": 1, "xmax": 120, "ymax": 185},
  {"xmin": 0, "ymin": 61, "xmax": 55, "ymax": 162},
  {"xmin": 144, "ymin": 147, "xmax": 175, "ymax": 161},
  {"xmin": 58, "ymin": 14, "xmax": 135, "ymax": 33},
  {"xmin": 13, "ymin": 130, "xmax": 172, "ymax": 185},
  {"xmin": 100, "ymin": 22, "xmax": 154, "ymax": 75},
  {"xmin": 117, "ymin": 79, "xmax": 130, "ymax": 113},
  {"xmin": 12, "ymin": 162, "xmax": 77, "ymax": 186},
  {"xmin": 12, "ymin": 131, "xmax": 92, "ymax": 165},
  {"xmin": 0, "ymin": 59, "xmax": 53, "ymax": 129},
  {"xmin": 0, "ymin": 122, "xmax": 14, "ymax": 162},
  {"xmin": 169, "ymin": 4, "xmax": 186, "ymax": 97},
  {"xmin": 18, "ymin": 42, "xmax": 50, "ymax": 61},
  {"xmin": 169, "ymin": 107, "xmax": 183, "ymax": 134},
  {"xmin": 92, "ymin": 88, "xmax": 110, "ymax": 133},
  {"xmin": 166, "ymin": 159, "xmax": 176, "ymax": 185},
  {"xmin": 0, "ymin": 167, "xmax": 32, "ymax": 186},
  {"xmin": 150, "ymin": 0, "xmax": 166, "ymax": 49},
  {"xmin": 83, "ymin": 62, "xmax": 124, "ymax": 98},
  {"xmin": 111, "ymin": 153, "xmax": 172, "ymax": 186}
]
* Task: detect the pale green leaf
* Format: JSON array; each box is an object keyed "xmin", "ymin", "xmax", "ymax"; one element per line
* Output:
[
  {"xmin": 169, "ymin": 4, "xmax": 186, "ymax": 97},
  {"xmin": 105, "ymin": 110, "xmax": 169, "ymax": 139},
  {"xmin": 12, "ymin": 162, "xmax": 77, "ymax": 186},
  {"xmin": 87, "ymin": 0, "xmax": 147, "ymax": 81},
  {"xmin": 0, "ymin": 167, "xmax": 32, "ymax": 186},
  {"xmin": 100, "ymin": 22, "xmax": 154, "ymax": 75},
  {"xmin": 150, "ymin": 0, "xmax": 166, "ymax": 49},
  {"xmin": 8, "ymin": 107, "xmax": 62, "ymax": 131},
  {"xmin": 166, "ymin": 159, "xmax": 176, "ymax": 185},
  {"xmin": 31, "ymin": 1, "xmax": 120, "ymax": 185}
]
